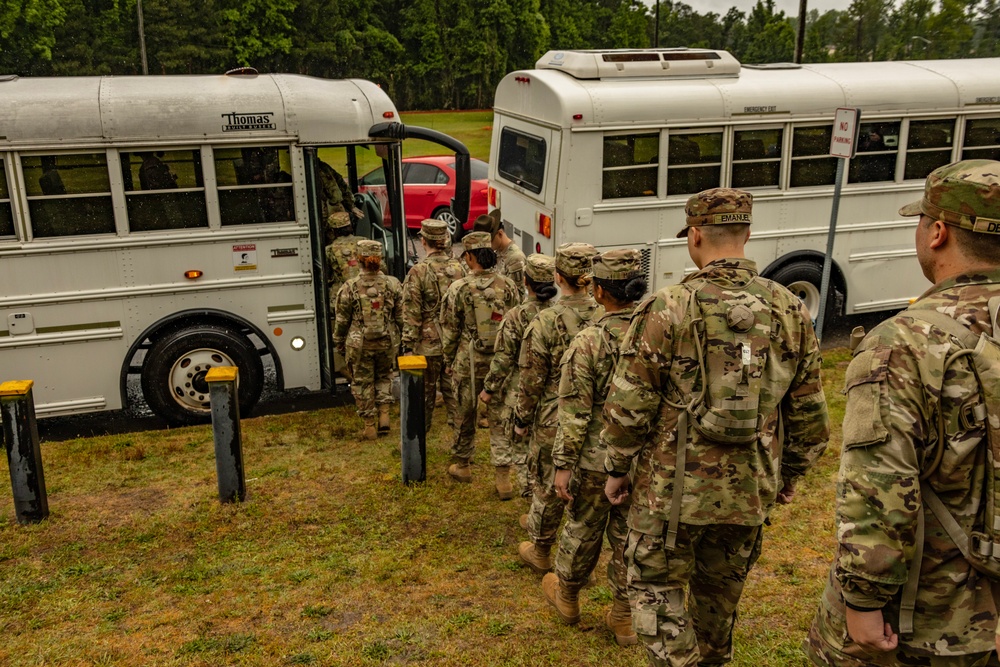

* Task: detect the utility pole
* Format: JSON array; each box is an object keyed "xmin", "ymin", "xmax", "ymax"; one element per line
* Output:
[
  {"xmin": 137, "ymin": 0, "xmax": 149, "ymax": 75},
  {"xmin": 795, "ymin": 0, "xmax": 807, "ymax": 63},
  {"xmin": 655, "ymin": 1, "xmax": 660, "ymax": 48}
]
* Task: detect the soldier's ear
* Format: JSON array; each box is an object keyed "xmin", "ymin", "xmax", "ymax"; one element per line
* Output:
[{"xmin": 928, "ymin": 219, "xmax": 949, "ymax": 250}]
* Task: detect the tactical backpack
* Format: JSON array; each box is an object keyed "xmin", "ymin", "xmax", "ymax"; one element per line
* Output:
[
  {"xmin": 467, "ymin": 274, "xmax": 509, "ymax": 353},
  {"xmin": 425, "ymin": 254, "xmax": 463, "ymax": 314},
  {"xmin": 898, "ymin": 299, "xmax": 1000, "ymax": 632},
  {"xmin": 659, "ymin": 276, "xmax": 776, "ymax": 548},
  {"xmin": 357, "ymin": 275, "xmax": 391, "ymax": 340}
]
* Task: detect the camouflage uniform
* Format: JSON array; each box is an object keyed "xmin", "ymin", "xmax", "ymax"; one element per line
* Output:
[
  {"xmin": 806, "ymin": 161, "xmax": 1000, "ymax": 667},
  {"xmin": 318, "ymin": 161, "xmax": 355, "ymax": 228},
  {"xmin": 400, "ymin": 219, "xmax": 466, "ymax": 431},
  {"xmin": 552, "ymin": 250, "xmax": 644, "ymax": 604},
  {"xmin": 475, "ymin": 208, "xmax": 526, "ymax": 298},
  {"xmin": 602, "ymin": 189, "xmax": 829, "ymax": 667},
  {"xmin": 515, "ymin": 243, "xmax": 601, "ymax": 549},
  {"xmin": 332, "ymin": 240, "xmax": 403, "ymax": 425},
  {"xmin": 441, "ymin": 232, "xmax": 521, "ymax": 464},
  {"xmin": 484, "ymin": 254, "xmax": 557, "ymax": 496},
  {"xmin": 325, "ymin": 212, "xmax": 363, "ymax": 309}
]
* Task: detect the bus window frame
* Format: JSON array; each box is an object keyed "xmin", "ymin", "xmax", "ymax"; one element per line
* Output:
[
  {"xmin": 213, "ymin": 143, "xmax": 298, "ymax": 228},
  {"xmin": 19, "ymin": 149, "xmax": 118, "ymax": 241},
  {"xmin": 119, "ymin": 146, "xmax": 210, "ymax": 233},
  {"xmin": 666, "ymin": 127, "xmax": 724, "ymax": 198},
  {"xmin": 496, "ymin": 126, "xmax": 547, "ymax": 196},
  {"xmin": 0, "ymin": 153, "xmax": 14, "ymax": 240},
  {"xmin": 730, "ymin": 124, "xmax": 784, "ymax": 191}
]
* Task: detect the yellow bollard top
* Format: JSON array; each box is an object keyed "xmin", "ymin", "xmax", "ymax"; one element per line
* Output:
[
  {"xmin": 0, "ymin": 380, "xmax": 34, "ymax": 397},
  {"xmin": 397, "ymin": 355, "xmax": 428, "ymax": 371},
  {"xmin": 205, "ymin": 367, "xmax": 239, "ymax": 383}
]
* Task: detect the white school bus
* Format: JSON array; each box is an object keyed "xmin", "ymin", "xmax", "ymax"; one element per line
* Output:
[
  {"xmin": 0, "ymin": 71, "xmax": 469, "ymax": 424},
  {"xmin": 488, "ymin": 49, "xmax": 1000, "ymax": 317}
]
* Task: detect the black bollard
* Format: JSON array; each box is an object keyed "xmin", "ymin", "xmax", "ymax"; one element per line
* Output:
[
  {"xmin": 398, "ymin": 355, "xmax": 427, "ymax": 485},
  {"xmin": 1, "ymin": 380, "xmax": 49, "ymax": 524},
  {"xmin": 205, "ymin": 367, "xmax": 245, "ymax": 503}
]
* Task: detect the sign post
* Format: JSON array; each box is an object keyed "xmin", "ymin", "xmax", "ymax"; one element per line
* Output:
[{"xmin": 816, "ymin": 107, "xmax": 861, "ymax": 341}]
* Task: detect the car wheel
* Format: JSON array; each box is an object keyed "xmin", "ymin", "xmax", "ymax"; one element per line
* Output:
[
  {"xmin": 432, "ymin": 207, "xmax": 463, "ymax": 242},
  {"xmin": 140, "ymin": 323, "xmax": 264, "ymax": 426},
  {"xmin": 769, "ymin": 260, "xmax": 838, "ymax": 322}
]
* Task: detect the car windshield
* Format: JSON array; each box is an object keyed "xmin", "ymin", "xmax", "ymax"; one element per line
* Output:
[
  {"xmin": 449, "ymin": 158, "xmax": 489, "ymax": 181},
  {"xmin": 361, "ymin": 167, "xmax": 385, "ymax": 186}
]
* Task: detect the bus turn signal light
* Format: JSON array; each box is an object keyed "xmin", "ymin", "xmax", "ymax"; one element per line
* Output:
[
  {"xmin": 184, "ymin": 270, "xmax": 203, "ymax": 279},
  {"xmin": 537, "ymin": 213, "xmax": 552, "ymax": 239},
  {"xmin": 488, "ymin": 186, "xmax": 500, "ymax": 208}
]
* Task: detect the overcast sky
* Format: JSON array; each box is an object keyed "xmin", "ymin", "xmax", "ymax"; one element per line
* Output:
[{"xmin": 639, "ymin": 0, "xmax": 851, "ymax": 18}]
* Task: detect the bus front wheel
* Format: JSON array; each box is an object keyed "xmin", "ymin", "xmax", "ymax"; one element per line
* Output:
[
  {"xmin": 769, "ymin": 261, "xmax": 837, "ymax": 323},
  {"xmin": 141, "ymin": 324, "xmax": 264, "ymax": 426}
]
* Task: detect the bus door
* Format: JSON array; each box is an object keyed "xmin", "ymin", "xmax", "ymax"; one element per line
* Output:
[{"xmin": 490, "ymin": 117, "xmax": 560, "ymax": 256}]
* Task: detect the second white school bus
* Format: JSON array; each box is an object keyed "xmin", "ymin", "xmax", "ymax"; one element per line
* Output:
[
  {"xmin": 0, "ymin": 71, "xmax": 469, "ymax": 424},
  {"xmin": 488, "ymin": 49, "xmax": 1000, "ymax": 318}
]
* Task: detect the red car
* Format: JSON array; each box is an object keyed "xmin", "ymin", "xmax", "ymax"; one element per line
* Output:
[{"xmin": 359, "ymin": 155, "xmax": 488, "ymax": 241}]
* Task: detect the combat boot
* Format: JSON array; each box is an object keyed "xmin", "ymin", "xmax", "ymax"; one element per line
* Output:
[
  {"xmin": 494, "ymin": 466, "xmax": 514, "ymax": 501},
  {"xmin": 478, "ymin": 415, "xmax": 489, "ymax": 429},
  {"xmin": 605, "ymin": 598, "xmax": 637, "ymax": 646},
  {"xmin": 447, "ymin": 458, "xmax": 472, "ymax": 483},
  {"xmin": 542, "ymin": 573, "xmax": 581, "ymax": 625},
  {"xmin": 378, "ymin": 405, "xmax": 390, "ymax": 434},
  {"xmin": 518, "ymin": 514, "xmax": 529, "ymax": 531},
  {"xmin": 361, "ymin": 421, "xmax": 377, "ymax": 441},
  {"xmin": 518, "ymin": 541, "xmax": 551, "ymax": 574}
]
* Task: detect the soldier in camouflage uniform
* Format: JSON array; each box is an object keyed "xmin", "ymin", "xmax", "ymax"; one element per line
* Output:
[
  {"xmin": 602, "ymin": 188, "xmax": 830, "ymax": 667},
  {"xmin": 325, "ymin": 212, "xmax": 364, "ymax": 310},
  {"xmin": 400, "ymin": 219, "xmax": 466, "ymax": 432},
  {"xmin": 806, "ymin": 160, "xmax": 1000, "ymax": 667},
  {"xmin": 440, "ymin": 232, "xmax": 521, "ymax": 483},
  {"xmin": 481, "ymin": 254, "xmax": 559, "ymax": 500},
  {"xmin": 318, "ymin": 160, "xmax": 360, "ymax": 227},
  {"xmin": 474, "ymin": 208, "xmax": 527, "ymax": 297},
  {"xmin": 332, "ymin": 240, "xmax": 403, "ymax": 440},
  {"xmin": 541, "ymin": 248, "xmax": 648, "ymax": 646},
  {"xmin": 515, "ymin": 243, "xmax": 602, "ymax": 573}
]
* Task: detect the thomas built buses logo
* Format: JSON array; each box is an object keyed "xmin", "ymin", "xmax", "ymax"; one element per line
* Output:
[{"xmin": 221, "ymin": 111, "xmax": 276, "ymax": 132}]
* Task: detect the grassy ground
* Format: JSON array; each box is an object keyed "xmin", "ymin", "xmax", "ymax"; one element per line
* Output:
[{"xmin": 0, "ymin": 348, "xmax": 850, "ymax": 666}]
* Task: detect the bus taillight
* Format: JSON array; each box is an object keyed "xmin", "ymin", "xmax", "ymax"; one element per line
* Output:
[
  {"xmin": 537, "ymin": 213, "xmax": 552, "ymax": 238},
  {"xmin": 488, "ymin": 186, "xmax": 499, "ymax": 208}
]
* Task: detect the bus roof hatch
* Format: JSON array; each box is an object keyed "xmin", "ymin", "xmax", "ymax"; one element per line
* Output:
[{"xmin": 535, "ymin": 48, "xmax": 741, "ymax": 80}]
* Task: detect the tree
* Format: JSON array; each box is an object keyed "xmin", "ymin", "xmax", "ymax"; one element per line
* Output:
[
  {"xmin": 0, "ymin": 0, "xmax": 67, "ymax": 73},
  {"xmin": 742, "ymin": 0, "xmax": 795, "ymax": 63}
]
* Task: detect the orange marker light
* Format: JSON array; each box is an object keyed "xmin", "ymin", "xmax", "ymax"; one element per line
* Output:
[
  {"xmin": 184, "ymin": 270, "xmax": 203, "ymax": 279},
  {"xmin": 274, "ymin": 328, "xmax": 283, "ymax": 336},
  {"xmin": 537, "ymin": 213, "xmax": 552, "ymax": 239},
  {"xmin": 488, "ymin": 186, "xmax": 496, "ymax": 206}
]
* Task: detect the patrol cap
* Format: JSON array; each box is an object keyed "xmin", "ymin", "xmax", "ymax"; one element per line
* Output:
[
  {"xmin": 899, "ymin": 159, "xmax": 1000, "ymax": 233},
  {"xmin": 356, "ymin": 239, "xmax": 383, "ymax": 258},
  {"xmin": 419, "ymin": 219, "xmax": 450, "ymax": 241},
  {"xmin": 677, "ymin": 188, "xmax": 753, "ymax": 238},
  {"xmin": 593, "ymin": 248, "xmax": 643, "ymax": 281},
  {"xmin": 462, "ymin": 231, "xmax": 493, "ymax": 252},
  {"xmin": 524, "ymin": 253, "xmax": 556, "ymax": 282},
  {"xmin": 555, "ymin": 242, "xmax": 597, "ymax": 277},
  {"xmin": 328, "ymin": 211, "xmax": 352, "ymax": 229}
]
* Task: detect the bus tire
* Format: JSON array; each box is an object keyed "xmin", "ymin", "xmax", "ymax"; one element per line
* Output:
[
  {"xmin": 769, "ymin": 260, "xmax": 838, "ymax": 323},
  {"xmin": 141, "ymin": 324, "xmax": 264, "ymax": 426},
  {"xmin": 432, "ymin": 206, "xmax": 464, "ymax": 242}
]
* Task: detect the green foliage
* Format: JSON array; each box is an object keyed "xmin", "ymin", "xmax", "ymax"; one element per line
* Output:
[{"xmin": 0, "ymin": 0, "xmax": 995, "ymax": 106}]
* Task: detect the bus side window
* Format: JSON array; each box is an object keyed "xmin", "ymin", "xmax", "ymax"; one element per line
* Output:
[
  {"xmin": 0, "ymin": 157, "xmax": 13, "ymax": 238},
  {"xmin": 497, "ymin": 128, "xmax": 546, "ymax": 195},
  {"xmin": 790, "ymin": 126, "xmax": 837, "ymax": 188},
  {"xmin": 963, "ymin": 118, "xmax": 1000, "ymax": 161},
  {"xmin": 215, "ymin": 146, "xmax": 295, "ymax": 226},
  {"xmin": 849, "ymin": 121, "xmax": 900, "ymax": 184},
  {"xmin": 121, "ymin": 150, "xmax": 209, "ymax": 232},
  {"xmin": 667, "ymin": 132, "xmax": 721, "ymax": 196},
  {"xmin": 22, "ymin": 154, "xmax": 115, "ymax": 238},
  {"xmin": 602, "ymin": 133, "xmax": 658, "ymax": 199},
  {"xmin": 904, "ymin": 119, "xmax": 954, "ymax": 181},
  {"xmin": 732, "ymin": 128, "xmax": 783, "ymax": 189}
]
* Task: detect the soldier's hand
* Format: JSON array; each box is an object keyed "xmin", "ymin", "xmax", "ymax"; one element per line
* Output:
[
  {"xmin": 444, "ymin": 367, "xmax": 453, "ymax": 377},
  {"xmin": 845, "ymin": 608, "xmax": 898, "ymax": 654},
  {"xmin": 351, "ymin": 207, "xmax": 364, "ymax": 219},
  {"xmin": 605, "ymin": 475, "xmax": 630, "ymax": 505},
  {"xmin": 514, "ymin": 425, "xmax": 527, "ymax": 438},
  {"xmin": 554, "ymin": 469, "xmax": 573, "ymax": 502},
  {"xmin": 479, "ymin": 390, "xmax": 491, "ymax": 404},
  {"xmin": 777, "ymin": 480, "xmax": 796, "ymax": 505}
]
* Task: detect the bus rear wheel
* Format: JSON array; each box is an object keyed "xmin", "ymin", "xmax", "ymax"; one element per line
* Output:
[
  {"xmin": 769, "ymin": 260, "xmax": 837, "ymax": 323},
  {"xmin": 141, "ymin": 324, "xmax": 264, "ymax": 426}
]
